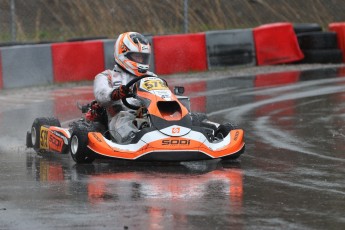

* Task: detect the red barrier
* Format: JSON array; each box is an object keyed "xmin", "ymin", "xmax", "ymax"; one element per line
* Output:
[
  {"xmin": 329, "ymin": 22, "xmax": 345, "ymax": 62},
  {"xmin": 0, "ymin": 50, "xmax": 3, "ymax": 89},
  {"xmin": 254, "ymin": 23, "xmax": 304, "ymax": 65},
  {"xmin": 52, "ymin": 41, "xmax": 105, "ymax": 83},
  {"xmin": 153, "ymin": 33, "xmax": 207, "ymax": 75}
]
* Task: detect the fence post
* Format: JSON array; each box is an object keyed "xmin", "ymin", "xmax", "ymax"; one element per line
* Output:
[
  {"xmin": 11, "ymin": 0, "xmax": 16, "ymax": 42},
  {"xmin": 184, "ymin": 0, "xmax": 188, "ymax": 33}
]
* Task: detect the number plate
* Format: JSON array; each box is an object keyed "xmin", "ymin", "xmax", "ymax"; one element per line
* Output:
[{"xmin": 40, "ymin": 127, "xmax": 49, "ymax": 149}]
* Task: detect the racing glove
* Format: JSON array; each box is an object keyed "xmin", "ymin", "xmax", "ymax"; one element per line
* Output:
[
  {"xmin": 85, "ymin": 101, "xmax": 103, "ymax": 121},
  {"xmin": 111, "ymin": 85, "xmax": 128, "ymax": 101}
]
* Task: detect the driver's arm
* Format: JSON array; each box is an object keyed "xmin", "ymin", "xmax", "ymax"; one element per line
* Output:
[
  {"xmin": 94, "ymin": 71, "xmax": 116, "ymax": 105},
  {"xmin": 94, "ymin": 71, "xmax": 128, "ymax": 105}
]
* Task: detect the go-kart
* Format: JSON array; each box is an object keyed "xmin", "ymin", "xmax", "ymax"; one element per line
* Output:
[{"xmin": 26, "ymin": 76, "xmax": 245, "ymax": 163}]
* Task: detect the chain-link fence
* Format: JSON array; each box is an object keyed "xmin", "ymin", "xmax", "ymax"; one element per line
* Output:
[{"xmin": 1, "ymin": 0, "xmax": 345, "ymax": 43}]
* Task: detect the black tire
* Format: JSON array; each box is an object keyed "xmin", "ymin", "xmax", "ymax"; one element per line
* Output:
[
  {"xmin": 190, "ymin": 112, "xmax": 208, "ymax": 126},
  {"xmin": 214, "ymin": 122, "xmax": 236, "ymax": 139},
  {"xmin": 208, "ymin": 45, "xmax": 254, "ymax": 67},
  {"xmin": 300, "ymin": 49, "xmax": 343, "ymax": 64},
  {"xmin": 293, "ymin": 23, "xmax": 322, "ymax": 34},
  {"xmin": 70, "ymin": 124, "xmax": 95, "ymax": 164},
  {"xmin": 297, "ymin": 32, "xmax": 338, "ymax": 50},
  {"xmin": 30, "ymin": 117, "xmax": 61, "ymax": 150}
]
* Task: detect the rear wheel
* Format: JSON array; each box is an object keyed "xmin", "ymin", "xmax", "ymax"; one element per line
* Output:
[
  {"xmin": 70, "ymin": 124, "xmax": 95, "ymax": 164},
  {"xmin": 29, "ymin": 117, "xmax": 61, "ymax": 150}
]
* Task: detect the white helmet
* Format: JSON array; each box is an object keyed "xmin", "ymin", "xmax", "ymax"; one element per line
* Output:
[{"xmin": 114, "ymin": 32, "xmax": 151, "ymax": 76}]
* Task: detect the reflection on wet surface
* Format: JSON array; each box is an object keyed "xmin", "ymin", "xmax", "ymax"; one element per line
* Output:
[
  {"xmin": 22, "ymin": 153, "xmax": 244, "ymax": 229},
  {"xmin": 0, "ymin": 67, "xmax": 345, "ymax": 229}
]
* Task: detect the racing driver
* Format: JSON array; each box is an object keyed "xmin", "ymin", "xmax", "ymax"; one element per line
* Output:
[{"xmin": 93, "ymin": 32, "xmax": 157, "ymax": 143}]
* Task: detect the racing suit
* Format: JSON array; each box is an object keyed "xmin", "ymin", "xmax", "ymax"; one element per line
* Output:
[{"xmin": 93, "ymin": 65, "xmax": 156, "ymax": 143}]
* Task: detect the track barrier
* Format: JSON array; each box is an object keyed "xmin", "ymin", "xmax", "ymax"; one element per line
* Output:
[
  {"xmin": 153, "ymin": 33, "xmax": 207, "ymax": 75},
  {"xmin": 253, "ymin": 22, "xmax": 304, "ymax": 65},
  {"xmin": 1, "ymin": 44, "xmax": 53, "ymax": 88},
  {"xmin": 329, "ymin": 22, "xmax": 345, "ymax": 62},
  {"xmin": 206, "ymin": 29, "xmax": 256, "ymax": 69},
  {"xmin": 0, "ymin": 22, "xmax": 345, "ymax": 89},
  {"xmin": 52, "ymin": 40, "xmax": 104, "ymax": 83}
]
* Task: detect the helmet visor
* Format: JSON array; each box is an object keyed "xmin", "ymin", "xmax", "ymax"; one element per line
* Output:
[{"xmin": 125, "ymin": 52, "xmax": 150, "ymax": 65}]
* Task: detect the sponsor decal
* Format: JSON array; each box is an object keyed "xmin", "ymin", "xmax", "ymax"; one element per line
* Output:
[
  {"xmin": 234, "ymin": 131, "xmax": 239, "ymax": 141},
  {"xmin": 40, "ymin": 127, "xmax": 49, "ymax": 149},
  {"xmin": 48, "ymin": 134, "xmax": 63, "ymax": 152},
  {"xmin": 162, "ymin": 139, "xmax": 191, "ymax": 146},
  {"xmin": 92, "ymin": 133, "xmax": 102, "ymax": 142},
  {"xmin": 172, "ymin": 127, "xmax": 180, "ymax": 134},
  {"xmin": 52, "ymin": 131, "xmax": 68, "ymax": 145},
  {"xmin": 155, "ymin": 90, "xmax": 172, "ymax": 100}
]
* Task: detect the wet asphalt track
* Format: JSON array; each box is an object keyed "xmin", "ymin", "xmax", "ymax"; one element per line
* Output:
[{"xmin": 0, "ymin": 67, "xmax": 344, "ymax": 229}]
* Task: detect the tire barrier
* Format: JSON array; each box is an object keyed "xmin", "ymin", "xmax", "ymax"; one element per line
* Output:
[
  {"xmin": 297, "ymin": 32, "xmax": 338, "ymax": 50},
  {"xmin": 52, "ymin": 40, "xmax": 105, "ymax": 83},
  {"xmin": 329, "ymin": 22, "xmax": 345, "ymax": 62},
  {"xmin": 153, "ymin": 33, "xmax": 207, "ymax": 75},
  {"xmin": 1, "ymin": 44, "xmax": 53, "ymax": 88},
  {"xmin": 253, "ymin": 23, "xmax": 304, "ymax": 65},
  {"xmin": 293, "ymin": 23, "xmax": 322, "ymax": 34},
  {"xmin": 300, "ymin": 49, "xmax": 343, "ymax": 64},
  {"xmin": 206, "ymin": 29, "xmax": 255, "ymax": 69},
  {"xmin": 297, "ymin": 31, "xmax": 343, "ymax": 64}
]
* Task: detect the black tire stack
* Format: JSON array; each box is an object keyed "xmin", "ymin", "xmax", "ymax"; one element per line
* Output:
[{"xmin": 294, "ymin": 23, "xmax": 343, "ymax": 64}]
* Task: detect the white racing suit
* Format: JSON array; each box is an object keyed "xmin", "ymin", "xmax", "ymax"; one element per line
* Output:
[{"xmin": 93, "ymin": 65, "xmax": 156, "ymax": 143}]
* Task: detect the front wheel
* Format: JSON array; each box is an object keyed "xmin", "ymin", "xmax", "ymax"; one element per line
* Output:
[
  {"xmin": 214, "ymin": 122, "xmax": 236, "ymax": 139},
  {"xmin": 70, "ymin": 125, "xmax": 95, "ymax": 164}
]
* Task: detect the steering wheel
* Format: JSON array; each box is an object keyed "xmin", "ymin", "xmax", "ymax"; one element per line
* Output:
[{"xmin": 121, "ymin": 75, "xmax": 168, "ymax": 110}]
